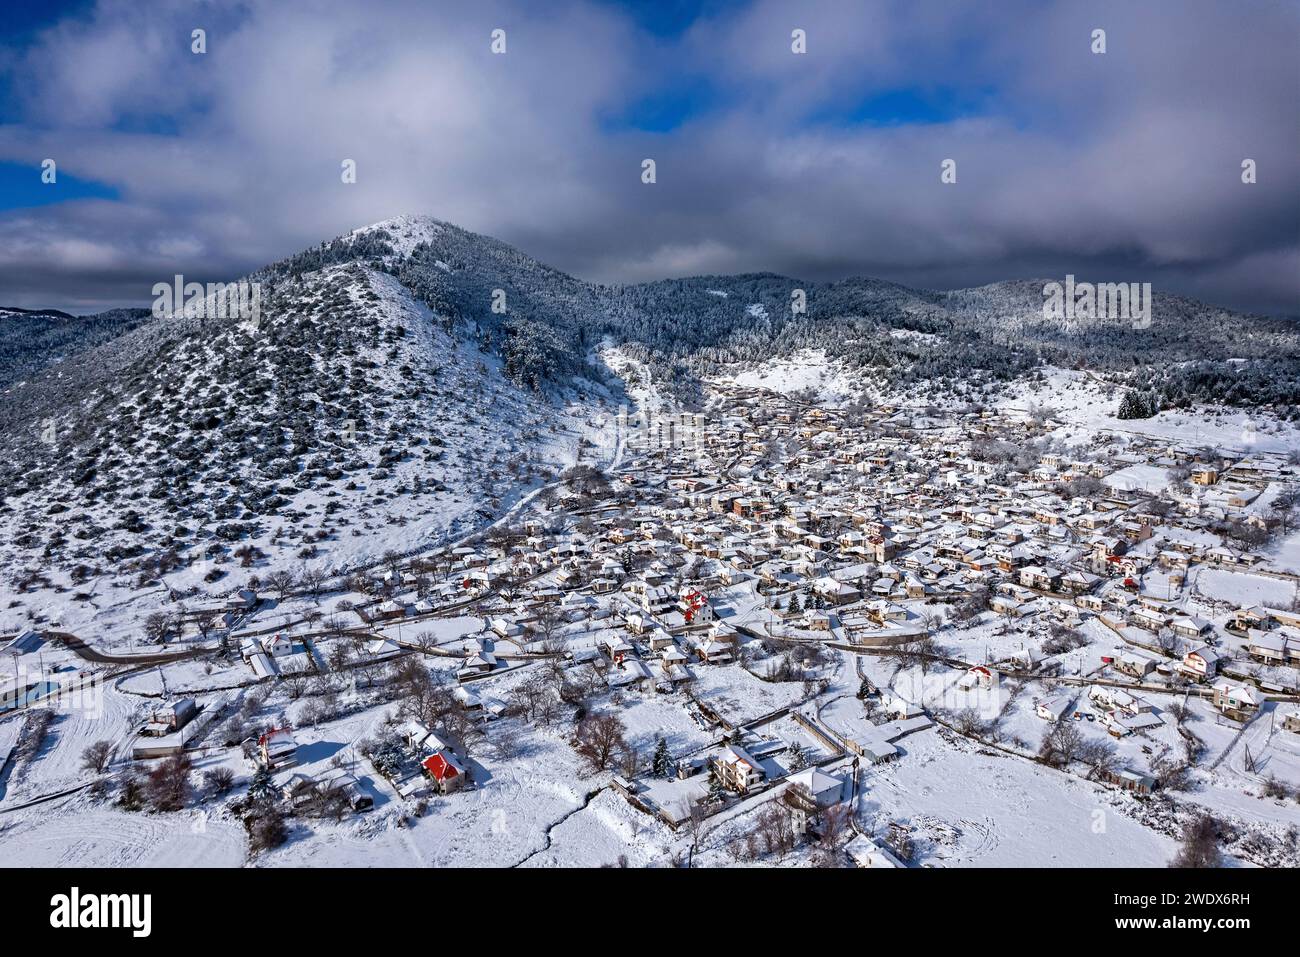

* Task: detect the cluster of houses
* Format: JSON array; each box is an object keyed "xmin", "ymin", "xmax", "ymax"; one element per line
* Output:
[
  {"xmin": 308, "ymin": 384, "xmax": 1298, "ymax": 754},
  {"xmin": 141, "ymin": 383, "xmax": 1293, "ymax": 846},
  {"xmin": 67, "ymin": 379, "xmax": 1297, "ymax": 871}
]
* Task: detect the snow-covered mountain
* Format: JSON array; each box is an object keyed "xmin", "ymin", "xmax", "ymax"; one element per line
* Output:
[
  {"xmin": 0, "ymin": 233, "xmax": 619, "ymax": 594},
  {"xmin": 0, "ymin": 305, "xmax": 151, "ymax": 386}
]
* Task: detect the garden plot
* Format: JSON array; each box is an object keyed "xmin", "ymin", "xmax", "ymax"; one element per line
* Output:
[
  {"xmin": 375, "ymin": 615, "xmax": 484, "ymax": 647},
  {"xmin": 1192, "ymin": 568, "xmax": 1295, "ymax": 608},
  {"xmin": 690, "ymin": 666, "xmax": 808, "ymax": 726},
  {"xmin": 858, "ymin": 730, "xmax": 1178, "ymax": 867},
  {"xmin": 2, "ymin": 685, "xmax": 137, "ymax": 800},
  {"xmin": 118, "ymin": 657, "xmax": 256, "ymax": 695},
  {"xmin": 761, "ymin": 713, "xmax": 840, "ymax": 763},
  {"xmin": 617, "ymin": 692, "xmax": 715, "ymax": 760},
  {"xmin": 941, "ymin": 613, "xmax": 1049, "ymax": 669},
  {"xmin": 637, "ymin": 773, "xmax": 712, "ymax": 825},
  {"xmin": 265, "ymin": 720, "xmax": 605, "ymax": 867}
]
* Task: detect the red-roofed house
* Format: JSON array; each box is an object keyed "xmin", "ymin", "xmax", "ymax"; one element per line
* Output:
[
  {"xmin": 256, "ymin": 727, "xmax": 298, "ymax": 770},
  {"xmin": 421, "ymin": 749, "xmax": 467, "ymax": 795}
]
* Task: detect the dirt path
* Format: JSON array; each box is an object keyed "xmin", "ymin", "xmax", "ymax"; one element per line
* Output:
[{"xmin": 46, "ymin": 630, "xmax": 212, "ymax": 666}]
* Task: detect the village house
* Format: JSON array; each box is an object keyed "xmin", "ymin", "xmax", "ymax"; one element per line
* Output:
[
  {"xmin": 1019, "ymin": 565, "xmax": 1063, "ymax": 592},
  {"xmin": 1100, "ymin": 768, "xmax": 1157, "ymax": 795},
  {"xmin": 713, "ymin": 743, "xmax": 765, "ymax": 793},
  {"xmin": 1130, "ymin": 606, "xmax": 1171, "ymax": 632},
  {"xmin": 694, "ymin": 635, "xmax": 735, "ymax": 665},
  {"xmin": 783, "ymin": 767, "xmax": 846, "ymax": 837},
  {"xmin": 1281, "ymin": 707, "xmax": 1300, "ymax": 735},
  {"xmin": 421, "ymin": 749, "xmax": 468, "ymax": 795},
  {"xmin": 1171, "ymin": 615, "xmax": 1213, "ymax": 639},
  {"xmin": 1246, "ymin": 630, "xmax": 1300, "ymax": 666},
  {"xmin": 459, "ymin": 649, "xmax": 498, "ymax": 679},
  {"xmin": 255, "ymin": 727, "xmax": 298, "ymax": 770},
  {"xmin": 1035, "ymin": 694, "xmax": 1073, "ymax": 722},
  {"xmin": 1059, "ymin": 570, "xmax": 1100, "ymax": 595},
  {"xmin": 845, "ymin": 834, "xmax": 907, "ymax": 868},
  {"xmin": 1112, "ymin": 651, "xmax": 1158, "ymax": 679},
  {"xmin": 141, "ymin": 698, "xmax": 197, "ymax": 737},
  {"xmin": 1180, "ymin": 646, "xmax": 1222, "ymax": 682},
  {"xmin": 957, "ymin": 665, "xmax": 994, "ymax": 690},
  {"xmin": 812, "ymin": 576, "xmax": 861, "ymax": 606},
  {"xmin": 1211, "ymin": 682, "xmax": 1260, "ymax": 721}
]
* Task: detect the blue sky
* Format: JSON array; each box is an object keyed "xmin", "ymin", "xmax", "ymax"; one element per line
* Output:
[
  {"xmin": 593, "ymin": 0, "xmax": 748, "ymax": 38},
  {"xmin": 0, "ymin": 0, "xmax": 90, "ymax": 39},
  {"xmin": 0, "ymin": 0, "xmax": 1296, "ymax": 315},
  {"xmin": 0, "ymin": 160, "xmax": 118, "ymax": 209}
]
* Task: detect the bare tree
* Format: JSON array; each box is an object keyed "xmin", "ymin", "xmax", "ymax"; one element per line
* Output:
[
  {"xmin": 246, "ymin": 803, "xmax": 288, "ymax": 854},
  {"xmin": 573, "ymin": 712, "xmax": 627, "ymax": 773},
  {"xmin": 204, "ymin": 766, "xmax": 236, "ymax": 796},
  {"xmin": 819, "ymin": 803, "xmax": 849, "ymax": 848},
  {"xmin": 1076, "ymin": 737, "xmax": 1119, "ymax": 778},
  {"xmin": 145, "ymin": 754, "xmax": 193, "ymax": 812},
  {"xmin": 884, "ymin": 823, "xmax": 914, "ymax": 862},
  {"xmin": 686, "ymin": 797, "xmax": 710, "ymax": 861},
  {"xmin": 951, "ymin": 707, "xmax": 989, "ymax": 737},
  {"xmin": 440, "ymin": 706, "xmax": 485, "ymax": 759},
  {"xmin": 1170, "ymin": 813, "xmax": 1221, "ymax": 868},
  {"xmin": 81, "ymin": 740, "xmax": 114, "ymax": 774},
  {"xmin": 327, "ymin": 641, "xmax": 352, "ymax": 672},
  {"xmin": 395, "ymin": 662, "xmax": 456, "ymax": 728},
  {"xmin": 143, "ymin": 612, "xmax": 171, "ymax": 644},
  {"xmin": 1151, "ymin": 745, "xmax": 1194, "ymax": 791},
  {"xmin": 492, "ymin": 722, "xmax": 523, "ymax": 760},
  {"xmin": 299, "ymin": 566, "xmax": 327, "ymax": 599},
  {"xmin": 265, "ymin": 569, "xmax": 296, "ymax": 602},
  {"xmin": 534, "ymin": 605, "xmax": 564, "ymax": 647},
  {"xmin": 281, "ymin": 662, "xmax": 312, "ymax": 700},
  {"xmin": 1038, "ymin": 719, "xmax": 1083, "ymax": 767},
  {"xmin": 754, "ymin": 804, "xmax": 797, "ymax": 858}
]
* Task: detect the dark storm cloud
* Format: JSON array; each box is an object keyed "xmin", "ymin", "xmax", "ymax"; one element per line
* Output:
[{"xmin": 0, "ymin": 0, "xmax": 1296, "ymax": 315}]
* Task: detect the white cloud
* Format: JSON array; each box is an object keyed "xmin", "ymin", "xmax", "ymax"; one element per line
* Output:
[{"xmin": 0, "ymin": 0, "xmax": 1296, "ymax": 315}]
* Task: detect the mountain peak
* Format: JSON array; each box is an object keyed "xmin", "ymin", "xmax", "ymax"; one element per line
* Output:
[{"xmin": 346, "ymin": 214, "xmax": 448, "ymax": 256}]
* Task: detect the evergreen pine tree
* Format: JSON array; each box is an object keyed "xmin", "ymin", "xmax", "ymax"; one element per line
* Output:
[
  {"xmin": 788, "ymin": 741, "xmax": 809, "ymax": 772},
  {"xmin": 1118, "ymin": 389, "xmax": 1158, "ymax": 420},
  {"xmin": 707, "ymin": 773, "xmax": 728, "ymax": 805},
  {"xmin": 248, "ymin": 765, "xmax": 276, "ymax": 802},
  {"xmin": 652, "ymin": 737, "xmax": 671, "ymax": 777}
]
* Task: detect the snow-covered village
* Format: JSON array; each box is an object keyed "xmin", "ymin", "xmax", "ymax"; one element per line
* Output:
[{"xmin": 4, "ymin": 358, "xmax": 1300, "ymax": 871}]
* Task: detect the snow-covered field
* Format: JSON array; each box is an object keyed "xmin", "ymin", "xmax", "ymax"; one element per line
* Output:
[
  {"xmin": 1006, "ymin": 368, "xmax": 1300, "ymax": 454},
  {"xmin": 720, "ymin": 349, "xmax": 865, "ymax": 405}
]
